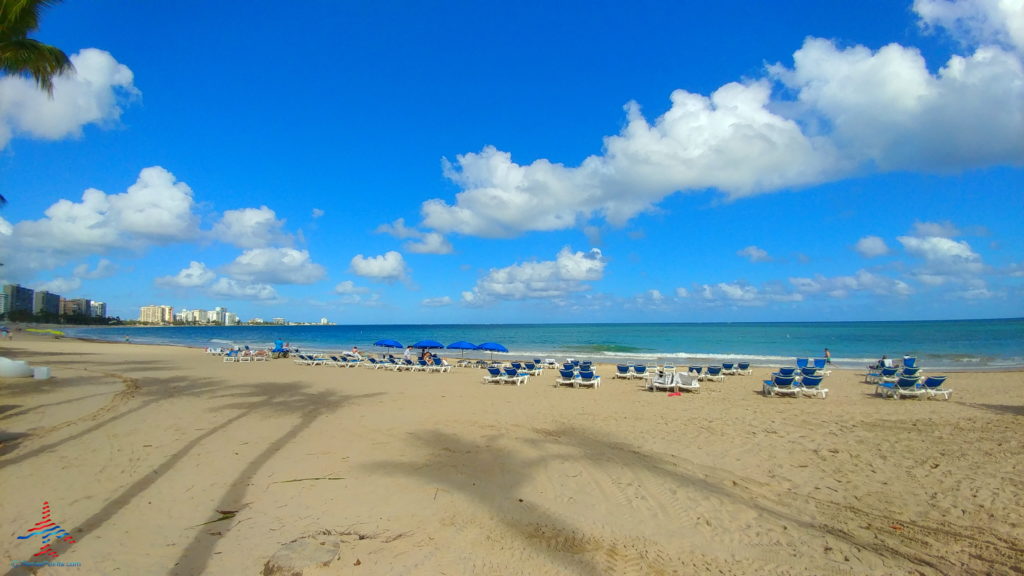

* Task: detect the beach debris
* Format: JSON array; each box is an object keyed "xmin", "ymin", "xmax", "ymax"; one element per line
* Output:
[
  {"xmin": 263, "ymin": 534, "xmax": 342, "ymax": 576},
  {"xmin": 191, "ymin": 510, "xmax": 237, "ymax": 528},
  {"xmin": 270, "ymin": 476, "xmax": 345, "ymax": 485}
]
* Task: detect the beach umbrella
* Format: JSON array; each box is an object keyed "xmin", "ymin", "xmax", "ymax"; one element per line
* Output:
[
  {"xmin": 476, "ymin": 341, "xmax": 509, "ymax": 360},
  {"xmin": 373, "ymin": 339, "xmax": 403, "ymax": 348},
  {"xmin": 446, "ymin": 340, "xmax": 477, "ymax": 359},
  {"xmin": 411, "ymin": 339, "xmax": 445, "ymax": 350}
]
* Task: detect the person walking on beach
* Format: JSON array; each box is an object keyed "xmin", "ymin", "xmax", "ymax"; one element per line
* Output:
[
  {"xmin": 824, "ymin": 348, "xmax": 832, "ymax": 364},
  {"xmin": 403, "ymin": 346, "xmax": 412, "ymax": 362}
]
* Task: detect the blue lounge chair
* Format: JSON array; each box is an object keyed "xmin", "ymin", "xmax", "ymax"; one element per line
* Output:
[
  {"xmin": 893, "ymin": 376, "xmax": 925, "ymax": 400},
  {"xmin": 632, "ymin": 364, "xmax": 648, "ymax": 379},
  {"xmin": 777, "ymin": 367, "xmax": 797, "ymax": 377},
  {"xmin": 721, "ymin": 362, "xmax": 736, "ymax": 375},
  {"xmin": 736, "ymin": 362, "xmax": 752, "ymax": 375},
  {"xmin": 903, "ymin": 356, "xmax": 918, "ymax": 368},
  {"xmin": 796, "ymin": 358, "xmax": 809, "ymax": 370},
  {"xmin": 482, "ymin": 366, "xmax": 505, "ymax": 384},
  {"xmin": 702, "ymin": 365, "xmax": 725, "ymax": 382},
  {"xmin": 922, "ymin": 376, "xmax": 952, "ymax": 400},
  {"xmin": 763, "ymin": 375, "xmax": 799, "ymax": 397},
  {"xmin": 503, "ymin": 367, "xmax": 528, "ymax": 386},
  {"xmin": 614, "ymin": 364, "xmax": 632, "ymax": 379},
  {"xmin": 577, "ymin": 370, "xmax": 601, "ymax": 388},
  {"xmin": 799, "ymin": 375, "xmax": 828, "ymax": 399},
  {"xmin": 556, "ymin": 368, "xmax": 578, "ymax": 388}
]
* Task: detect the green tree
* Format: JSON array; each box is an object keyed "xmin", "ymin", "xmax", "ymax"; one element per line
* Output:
[{"xmin": 0, "ymin": 0, "xmax": 75, "ymax": 206}]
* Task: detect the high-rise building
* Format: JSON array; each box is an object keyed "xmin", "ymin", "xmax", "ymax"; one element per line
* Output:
[
  {"xmin": 91, "ymin": 301, "xmax": 107, "ymax": 318},
  {"xmin": 139, "ymin": 305, "xmax": 173, "ymax": 324},
  {"xmin": 34, "ymin": 291, "xmax": 62, "ymax": 315},
  {"xmin": 62, "ymin": 298, "xmax": 93, "ymax": 317},
  {"xmin": 3, "ymin": 284, "xmax": 34, "ymax": 315}
]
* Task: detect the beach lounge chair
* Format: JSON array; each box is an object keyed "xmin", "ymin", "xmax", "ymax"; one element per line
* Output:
[
  {"xmin": 555, "ymin": 369, "xmax": 578, "ymax": 388},
  {"xmin": 893, "ymin": 376, "xmax": 925, "ymax": 400},
  {"xmin": 796, "ymin": 358, "xmax": 809, "ymax": 370},
  {"xmin": 799, "ymin": 375, "xmax": 829, "ymax": 399},
  {"xmin": 688, "ymin": 366, "xmax": 703, "ymax": 379},
  {"xmin": 763, "ymin": 375, "xmax": 799, "ymax": 397},
  {"xmin": 800, "ymin": 366, "xmax": 820, "ymax": 378},
  {"xmin": 482, "ymin": 366, "xmax": 505, "ymax": 384},
  {"xmin": 523, "ymin": 362, "xmax": 542, "ymax": 376},
  {"xmin": 721, "ymin": 362, "xmax": 736, "ymax": 375},
  {"xmin": 632, "ymin": 365, "xmax": 648, "ymax": 379},
  {"xmin": 503, "ymin": 367, "xmax": 528, "ymax": 386},
  {"xmin": 922, "ymin": 376, "xmax": 952, "ymax": 400},
  {"xmin": 577, "ymin": 370, "xmax": 601, "ymax": 388},
  {"xmin": 677, "ymin": 373, "xmax": 700, "ymax": 393},
  {"xmin": 813, "ymin": 358, "xmax": 832, "ymax": 375},
  {"xmin": 614, "ymin": 364, "xmax": 632, "ymax": 379},
  {"xmin": 736, "ymin": 362, "xmax": 752, "ymax": 375},
  {"xmin": 900, "ymin": 367, "xmax": 922, "ymax": 378},
  {"xmin": 650, "ymin": 371, "xmax": 676, "ymax": 392},
  {"xmin": 903, "ymin": 356, "xmax": 918, "ymax": 368},
  {"xmin": 866, "ymin": 366, "xmax": 899, "ymax": 384},
  {"xmin": 431, "ymin": 357, "xmax": 452, "ymax": 373},
  {"xmin": 702, "ymin": 366, "xmax": 725, "ymax": 382},
  {"xmin": 776, "ymin": 366, "xmax": 797, "ymax": 378},
  {"xmin": 223, "ymin": 350, "xmax": 240, "ymax": 362}
]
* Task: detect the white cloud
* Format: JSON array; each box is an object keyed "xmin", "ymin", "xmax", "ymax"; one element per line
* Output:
[
  {"xmin": 334, "ymin": 280, "xmax": 369, "ymax": 294},
  {"xmin": 855, "ymin": 236, "xmax": 890, "ymax": 258},
  {"xmin": 417, "ymin": 13, "xmax": 1022, "ymax": 239},
  {"xmin": 350, "ymin": 251, "xmax": 408, "ymax": 282},
  {"xmin": 898, "ymin": 235, "xmax": 986, "ymax": 283},
  {"xmin": 0, "ymin": 48, "xmax": 139, "ymax": 150},
  {"xmin": 6, "ymin": 166, "xmax": 198, "ymax": 273},
  {"xmin": 213, "ymin": 206, "xmax": 291, "ymax": 249},
  {"xmin": 33, "ymin": 277, "xmax": 81, "ymax": 295},
  {"xmin": 914, "ymin": 0, "xmax": 1024, "ymax": 52},
  {"xmin": 209, "ymin": 278, "xmax": 277, "ymax": 300},
  {"xmin": 422, "ymin": 296, "xmax": 453, "ymax": 307},
  {"xmin": 737, "ymin": 245, "xmax": 771, "ymax": 262},
  {"xmin": 73, "ymin": 259, "xmax": 117, "ymax": 279},
  {"xmin": 156, "ymin": 261, "xmax": 216, "ymax": 288},
  {"xmin": 675, "ymin": 287, "xmax": 690, "ymax": 298},
  {"xmin": 311, "ymin": 208, "xmax": 325, "ymax": 219},
  {"xmin": 463, "ymin": 247, "xmax": 606, "ymax": 301},
  {"xmin": 222, "ymin": 248, "xmax": 325, "ymax": 284},
  {"xmin": 377, "ymin": 218, "xmax": 452, "ymax": 254},
  {"xmin": 912, "ymin": 220, "xmax": 961, "ymax": 238},
  {"xmin": 790, "ymin": 271, "xmax": 914, "ymax": 297}
]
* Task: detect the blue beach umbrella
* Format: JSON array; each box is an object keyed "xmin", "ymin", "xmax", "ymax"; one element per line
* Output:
[
  {"xmin": 412, "ymin": 339, "xmax": 445, "ymax": 350},
  {"xmin": 373, "ymin": 339, "xmax": 403, "ymax": 349},
  {"xmin": 476, "ymin": 341, "xmax": 509, "ymax": 360},
  {"xmin": 446, "ymin": 340, "xmax": 477, "ymax": 359}
]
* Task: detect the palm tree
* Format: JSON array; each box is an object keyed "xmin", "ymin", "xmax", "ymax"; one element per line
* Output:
[
  {"xmin": 1, "ymin": 0, "xmax": 74, "ymax": 207},
  {"xmin": 0, "ymin": 0, "xmax": 74, "ymax": 97}
]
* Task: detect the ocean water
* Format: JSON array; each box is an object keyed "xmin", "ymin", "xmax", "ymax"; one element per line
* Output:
[{"xmin": 63, "ymin": 319, "xmax": 1024, "ymax": 371}]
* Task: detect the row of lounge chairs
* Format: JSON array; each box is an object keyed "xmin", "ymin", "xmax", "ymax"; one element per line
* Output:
[
  {"xmin": 483, "ymin": 366, "xmax": 531, "ymax": 386},
  {"xmin": 875, "ymin": 375, "xmax": 952, "ymax": 400},
  {"xmin": 364, "ymin": 356, "xmax": 453, "ymax": 372},
  {"xmin": 763, "ymin": 374, "xmax": 829, "ymax": 398},
  {"xmin": 223, "ymin": 349, "xmax": 269, "ymax": 362},
  {"xmin": 291, "ymin": 353, "xmax": 364, "ymax": 367},
  {"xmin": 554, "ymin": 368, "xmax": 601, "ymax": 388}
]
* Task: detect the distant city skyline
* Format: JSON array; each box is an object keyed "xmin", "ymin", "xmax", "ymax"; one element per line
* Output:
[{"xmin": 0, "ymin": 1, "xmax": 1021, "ymax": 323}]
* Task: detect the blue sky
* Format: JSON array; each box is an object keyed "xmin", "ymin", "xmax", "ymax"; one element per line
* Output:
[{"xmin": 1, "ymin": 0, "xmax": 1022, "ymax": 323}]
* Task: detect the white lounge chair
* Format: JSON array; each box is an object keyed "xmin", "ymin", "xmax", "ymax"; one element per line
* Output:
[
  {"xmin": 763, "ymin": 374, "xmax": 799, "ymax": 397},
  {"xmin": 921, "ymin": 376, "xmax": 952, "ymax": 400},
  {"xmin": 798, "ymin": 375, "xmax": 829, "ymax": 399}
]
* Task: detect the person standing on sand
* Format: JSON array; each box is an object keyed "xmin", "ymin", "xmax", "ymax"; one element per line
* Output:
[
  {"xmin": 824, "ymin": 348, "xmax": 832, "ymax": 364},
  {"xmin": 403, "ymin": 346, "xmax": 412, "ymax": 362}
]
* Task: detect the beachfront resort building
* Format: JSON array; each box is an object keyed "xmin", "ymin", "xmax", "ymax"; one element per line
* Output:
[
  {"xmin": 139, "ymin": 305, "xmax": 174, "ymax": 324},
  {"xmin": 62, "ymin": 298, "xmax": 93, "ymax": 317},
  {"xmin": 33, "ymin": 291, "xmax": 61, "ymax": 315},
  {"xmin": 2, "ymin": 284, "xmax": 34, "ymax": 315}
]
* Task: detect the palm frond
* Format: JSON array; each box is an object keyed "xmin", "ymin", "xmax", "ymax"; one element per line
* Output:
[{"xmin": 0, "ymin": 38, "xmax": 73, "ymax": 95}]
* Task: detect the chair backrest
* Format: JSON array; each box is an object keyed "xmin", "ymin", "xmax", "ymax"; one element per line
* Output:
[
  {"xmin": 796, "ymin": 358, "xmax": 809, "ymax": 368},
  {"xmin": 708, "ymin": 366, "xmax": 722, "ymax": 375},
  {"xmin": 511, "ymin": 362, "xmax": 523, "ymax": 370},
  {"xmin": 778, "ymin": 367, "xmax": 796, "ymax": 377},
  {"xmin": 559, "ymin": 369, "xmax": 575, "ymax": 379},
  {"xmin": 923, "ymin": 376, "xmax": 947, "ymax": 388},
  {"xmin": 524, "ymin": 362, "xmax": 536, "ymax": 370},
  {"xmin": 579, "ymin": 370, "xmax": 595, "ymax": 380},
  {"xmin": 634, "ymin": 365, "xmax": 647, "ymax": 375},
  {"xmin": 896, "ymin": 376, "xmax": 920, "ymax": 388},
  {"xmin": 801, "ymin": 367, "xmax": 818, "ymax": 377},
  {"xmin": 488, "ymin": 367, "xmax": 502, "ymax": 376},
  {"xmin": 773, "ymin": 375, "xmax": 796, "ymax": 387},
  {"xmin": 722, "ymin": 362, "xmax": 734, "ymax": 370},
  {"xmin": 616, "ymin": 364, "xmax": 630, "ymax": 375},
  {"xmin": 504, "ymin": 367, "xmax": 518, "ymax": 377},
  {"xmin": 433, "ymin": 356, "xmax": 443, "ymax": 366},
  {"xmin": 801, "ymin": 375, "xmax": 824, "ymax": 388},
  {"xmin": 563, "ymin": 363, "xmax": 574, "ymax": 371},
  {"xmin": 901, "ymin": 367, "xmax": 921, "ymax": 377},
  {"xmin": 813, "ymin": 358, "xmax": 826, "ymax": 369},
  {"xmin": 738, "ymin": 362, "xmax": 750, "ymax": 370},
  {"xmin": 881, "ymin": 367, "xmax": 899, "ymax": 376},
  {"xmin": 904, "ymin": 357, "xmax": 917, "ymax": 368},
  {"xmin": 689, "ymin": 365, "xmax": 703, "ymax": 374}
]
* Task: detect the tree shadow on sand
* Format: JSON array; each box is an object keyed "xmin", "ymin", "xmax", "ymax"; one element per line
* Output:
[
  {"xmin": 3, "ymin": 377, "xmax": 379, "ymax": 576},
  {"xmin": 365, "ymin": 425, "xmax": 1018, "ymax": 574}
]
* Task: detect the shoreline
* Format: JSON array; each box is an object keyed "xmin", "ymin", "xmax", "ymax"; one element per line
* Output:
[{"xmin": 2, "ymin": 331, "xmax": 1022, "ymax": 574}]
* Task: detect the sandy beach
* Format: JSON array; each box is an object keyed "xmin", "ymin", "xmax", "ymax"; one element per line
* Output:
[{"xmin": 2, "ymin": 333, "xmax": 1022, "ymax": 575}]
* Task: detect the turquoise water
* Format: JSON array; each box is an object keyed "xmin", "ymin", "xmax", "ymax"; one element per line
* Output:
[{"xmin": 65, "ymin": 319, "xmax": 1023, "ymax": 371}]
